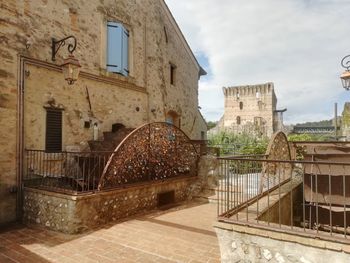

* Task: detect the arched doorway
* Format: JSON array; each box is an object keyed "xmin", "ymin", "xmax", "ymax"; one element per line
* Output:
[{"xmin": 165, "ymin": 111, "xmax": 180, "ymax": 128}]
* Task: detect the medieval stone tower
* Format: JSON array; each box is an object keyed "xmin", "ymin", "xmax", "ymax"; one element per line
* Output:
[{"xmin": 222, "ymin": 82, "xmax": 280, "ymax": 137}]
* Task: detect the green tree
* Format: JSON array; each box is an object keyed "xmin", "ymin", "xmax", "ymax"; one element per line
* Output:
[{"xmin": 206, "ymin": 121, "xmax": 217, "ymax": 130}]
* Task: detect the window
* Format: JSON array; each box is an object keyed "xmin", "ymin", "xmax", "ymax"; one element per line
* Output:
[
  {"xmin": 236, "ymin": 92, "xmax": 240, "ymax": 100},
  {"xmin": 256, "ymin": 91, "xmax": 261, "ymax": 100},
  {"xmin": 258, "ymin": 101, "xmax": 263, "ymax": 110},
  {"xmin": 239, "ymin": 101, "xmax": 243, "ymax": 110},
  {"xmin": 45, "ymin": 108, "xmax": 62, "ymax": 152},
  {"xmin": 107, "ymin": 21, "xmax": 129, "ymax": 76},
  {"xmin": 254, "ymin": 117, "xmax": 262, "ymax": 126},
  {"xmin": 166, "ymin": 111, "xmax": 180, "ymax": 128},
  {"xmin": 164, "ymin": 26, "xmax": 168, "ymax": 43},
  {"xmin": 170, "ymin": 63, "xmax": 176, "ymax": 85},
  {"xmin": 201, "ymin": 131, "xmax": 206, "ymax": 140},
  {"xmin": 236, "ymin": 116, "xmax": 241, "ymax": 125}
]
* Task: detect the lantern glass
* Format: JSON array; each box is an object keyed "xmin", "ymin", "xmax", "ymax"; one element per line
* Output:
[{"xmin": 61, "ymin": 55, "xmax": 81, "ymax": 85}]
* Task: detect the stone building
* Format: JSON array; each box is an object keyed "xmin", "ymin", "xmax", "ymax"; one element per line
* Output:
[
  {"xmin": 342, "ymin": 102, "xmax": 350, "ymax": 139},
  {"xmin": 215, "ymin": 82, "xmax": 284, "ymax": 137},
  {"xmin": 0, "ymin": 0, "xmax": 207, "ymax": 225}
]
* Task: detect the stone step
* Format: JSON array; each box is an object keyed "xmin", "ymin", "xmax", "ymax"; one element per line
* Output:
[
  {"xmin": 103, "ymin": 128, "xmax": 134, "ymax": 142},
  {"xmin": 88, "ymin": 140, "xmax": 117, "ymax": 152},
  {"xmin": 304, "ymin": 153, "xmax": 350, "ymax": 160}
]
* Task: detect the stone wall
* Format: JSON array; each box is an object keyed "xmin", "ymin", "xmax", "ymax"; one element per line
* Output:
[
  {"xmin": 197, "ymin": 155, "xmax": 220, "ymax": 190},
  {"xmin": 0, "ymin": 0, "xmax": 206, "ymax": 224},
  {"xmin": 24, "ymin": 64, "xmax": 149, "ymax": 149},
  {"xmin": 215, "ymin": 222, "xmax": 350, "ymax": 263},
  {"xmin": 221, "ymin": 83, "xmax": 277, "ymax": 137},
  {"xmin": 342, "ymin": 102, "xmax": 350, "ymax": 140},
  {"xmin": 23, "ymin": 177, "xmax": 199, "ymax": 234}
]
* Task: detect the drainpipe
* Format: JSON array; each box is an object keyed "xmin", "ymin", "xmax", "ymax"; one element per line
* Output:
[{"xmin": 16, "ymin": 55, "xmax": 26, "ymax": 221}]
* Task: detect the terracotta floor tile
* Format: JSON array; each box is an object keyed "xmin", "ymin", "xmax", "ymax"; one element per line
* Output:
[{"xmin": 0, "ymin": 200, "xmax": 220, "ymax": 263}]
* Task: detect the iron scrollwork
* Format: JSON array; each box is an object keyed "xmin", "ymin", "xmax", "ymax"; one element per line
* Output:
[
  {"xmin": 341, "ymin": 54, "xmax": 350, "ymax": 70},
  {"xmin": 51, "ymin": 36, "xmax": 77, "ymax": 61}
]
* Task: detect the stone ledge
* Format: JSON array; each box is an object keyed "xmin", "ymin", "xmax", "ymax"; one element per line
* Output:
[
  {"xmin": 24, "ymin": 175, "xmax": 197, "ymax": 201},
  {"xmin": 23, "ymin": 176, "xmax": 200, "ymax": 234},
  {"xmin": 213, "ymin": 220, "xmax": 350, "ymax": 254}
]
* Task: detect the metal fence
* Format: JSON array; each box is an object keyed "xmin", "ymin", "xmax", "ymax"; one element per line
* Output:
[
  {"xmin": 217, "ymin": 156, "xmax": 350, "ymax": 242},
  {"xmin": 24, "ymin": 150, "xmax": 113, "ymax": 194},
  {"xmin": 210, "ymin": 143, "xmax": 267, "ymax": 157}
]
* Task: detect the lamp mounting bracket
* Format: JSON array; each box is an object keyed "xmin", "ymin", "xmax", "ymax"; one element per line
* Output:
[
  {"xmin": 51, "ymin": 35, "xmax": 77, "ymax": 61},
  {"xmin": 341, "ymin": 54, "xmax": 350, "ymax": 70}
]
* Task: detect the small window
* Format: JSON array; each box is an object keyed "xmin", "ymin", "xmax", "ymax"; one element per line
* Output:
[
  {"xmin": 256, "ymin": 91, "xmax": 261, "ymax": 100},
  {"xmin": 254, "ymin": 117, "xmax": 262, "ymax": 126},
  {"xmin": 239, "ymin": 101, "xmax": 243, "ymax": 110},
  {"xmin": 164, "ymin": 26, "xmax": 168, "ymax": 43},
  {"xmin": 258, "ymin": 101, "xmax": 263, "ymax": 110},
  {"xmin": 170, "ymin": 63, "xmax": 176, "ymax": 85},
  {"xmin": 236, "ymin": 116, "xmax": 241, "ymax": 125},
  {"xmin": 166, "ymin": 111, "xmax": 180, "ymax": 128},
  {"xmin": 107, "ymin": 21, "xmax": 129, "ymax": 76},
  {"xmin": 45, "ymin": 108, "xmax": 63, "ymax": 152},
  {"xmin": 201, "ymin": 131, "xmax": 205, "ymax": 140}
]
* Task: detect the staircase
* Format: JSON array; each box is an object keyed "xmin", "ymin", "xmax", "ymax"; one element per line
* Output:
[
  {"xmin": 88, "ymin": 126, "xmax": 135, "ymax": 151},
  {"xmin": 299, "ymin": 142, "xmax": 350, "ymax": 228},
  {"xmin": 70, "ymin": 125, "xmax": 134, "ymax": 191}
]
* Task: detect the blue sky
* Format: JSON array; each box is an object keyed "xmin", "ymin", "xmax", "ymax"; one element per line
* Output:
[{"xmin": 165, "ymin": 0, "xmax": 350, "ymax": 124}]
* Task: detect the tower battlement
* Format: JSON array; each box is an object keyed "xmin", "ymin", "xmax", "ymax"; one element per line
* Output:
[
  {"xmin": 219, "ymin": 82, "xmax": 279, "ymax": 137},
  {"xmin": 223, "ymin": 82, "xmax": 274, "ymax": 98}
]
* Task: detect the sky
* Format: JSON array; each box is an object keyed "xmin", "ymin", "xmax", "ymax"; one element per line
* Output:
[{"xmin": 165, "ymin": 0, "xmax": 350, "ymax": 124}]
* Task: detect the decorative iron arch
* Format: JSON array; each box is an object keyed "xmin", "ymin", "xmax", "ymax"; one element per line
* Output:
[
  {"xmin": 98, "ymin": 122, "xmax": 199, "ymax": 190},
  {"xmin": 265, "ymin": 131, "xmax": 291, "ymax": 161},
  {"xmin": 260, "ymin": 131, "xmax": 292, "ymax": 193}
]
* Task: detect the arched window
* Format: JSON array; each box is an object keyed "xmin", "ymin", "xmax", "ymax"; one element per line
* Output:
[
  {"xmin": 165, "ymin": 111, "xmax": 180, "ymax": 128},
  {"xmin": 256, "ymin": 91, "xmax": 261, "ymax": 100},
  {"xmin": 239, "ymin": 101, "xmax": 243, "ymax": 110},
  {"xmin": 236, "ymin": 116, "xmax": 241, "ymax": 125}
]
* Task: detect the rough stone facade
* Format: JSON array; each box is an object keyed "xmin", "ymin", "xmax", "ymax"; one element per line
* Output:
[
  {"xmin": 0, "ymin": 0, "xmax": 207, "ymax": 225},
  {"xmin": 216, "ymin": 83, "xmax": 281, "ymax": 137},
  {"xmin": 22, "ymin": 155, "xmax": 216, "ymax": 234},
  {"xmin": 214, "ymin": 222, "xmax": 350, "ymax": 263},
  {"xmin": 23, "ymin": 177, "xmax": 198, "ymax": 234}
]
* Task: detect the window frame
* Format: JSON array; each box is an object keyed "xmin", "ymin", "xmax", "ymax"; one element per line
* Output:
[
  {"xmin": 45, "ymin": 107, "xmax": 63, "ymax": 153},
  {"xmin": 106, "ymin": 21, "xmax": 130, "ymax": 77},
  {"xmin": 170, "ymin": 63, "xmax": 176, "ymax": 86}
]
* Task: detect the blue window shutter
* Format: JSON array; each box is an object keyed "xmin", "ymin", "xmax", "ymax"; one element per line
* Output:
[
  {"xmin": 107, "ymin": 22, "xmax": 122, "ymax": 73},
  {"xmin": 122, "ymin": 28, "xmax": 129, "ymax": 76}
]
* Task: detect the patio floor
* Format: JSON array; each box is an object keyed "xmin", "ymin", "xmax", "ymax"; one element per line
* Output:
[{"xmin": 0, "ymin": 200, "xmax": 220, "ymax": 263}]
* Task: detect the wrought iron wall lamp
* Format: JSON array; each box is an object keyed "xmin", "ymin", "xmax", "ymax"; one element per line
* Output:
[
  {"xmin": 51, "ymin": 35, "xmax": 81, "ymax": 85},
  {"xmin": 340, "ymin": 55, "xmax": 350, "ymax": 90}
]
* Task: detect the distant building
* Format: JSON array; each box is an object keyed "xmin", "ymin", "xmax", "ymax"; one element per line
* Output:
[
  {"xmin": 211, "ymin": 82, "xmax": 285, "ymax": 137},
  {"xmin": 342, "ymin": 102, "xmax": 350, "ymax": 139}
]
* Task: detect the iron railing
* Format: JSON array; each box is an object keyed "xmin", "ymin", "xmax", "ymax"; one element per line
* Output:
[
  {"xmin": 24, "ymin": 150, "xmax": 113, "ymax": 194},
  {"xmin": 209, "ymin": 143, "xmax": 267, "ymax": 157},
  {"xmin": 217, "ymin": 156, "xmax": 350, "ymax": 242}
]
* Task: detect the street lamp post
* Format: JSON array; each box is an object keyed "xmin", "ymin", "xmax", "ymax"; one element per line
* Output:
[{"xmin": 340, "ymin": 55, "xmax": 350, "ymax": 90}]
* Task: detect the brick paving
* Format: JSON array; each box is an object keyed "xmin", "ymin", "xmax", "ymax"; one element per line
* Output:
[{"xmin": 0, "ymin": 200, "xmax": 220, "ymax": 263}]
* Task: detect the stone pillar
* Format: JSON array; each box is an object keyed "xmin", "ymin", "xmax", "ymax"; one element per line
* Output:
[{"xmin": 342, "ymin": 102, "xmax": 350, "ymax": 140}]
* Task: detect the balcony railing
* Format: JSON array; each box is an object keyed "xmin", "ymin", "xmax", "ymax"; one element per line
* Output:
[
  {"xmin": 24, "ymin": 150, "xmax": 113, "ymax": 194},
  {"xmin": 217, "ymin": 156, "xmax": 350, "ymax": 242}
]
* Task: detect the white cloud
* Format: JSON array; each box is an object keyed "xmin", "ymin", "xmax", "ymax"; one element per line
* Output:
[{"xmin": 165, "ymin": 0, "xmax": 350, "ymax": 124}]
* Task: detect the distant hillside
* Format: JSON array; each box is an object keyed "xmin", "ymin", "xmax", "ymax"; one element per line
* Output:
[{"xmin": 295, "ymin": 119, "xmax": 333, "ymax": 127}]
